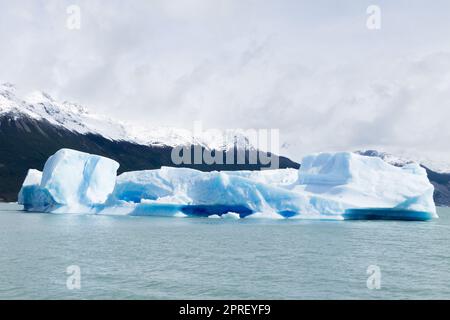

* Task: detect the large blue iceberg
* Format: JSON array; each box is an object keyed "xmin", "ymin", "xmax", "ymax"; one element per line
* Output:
[{"xmin": 19, "ymin": 149, "xmax": 438, "ymax": 220}]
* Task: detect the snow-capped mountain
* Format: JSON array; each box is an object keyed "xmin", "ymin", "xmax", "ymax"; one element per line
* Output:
[
  {"xmin": 0, "ymin": 83, "xmax": 298, "ymax": 202},
  {"xmin": 354, "ymin": 150, "xmax": 415, "ymax": 167},
  {"xmin": 355, "ymin": 149, "xmax": 450, "ymax": 173},
  {"xmin": 0, "ymin": 83, "xmax": 256, "ymax": 151}
]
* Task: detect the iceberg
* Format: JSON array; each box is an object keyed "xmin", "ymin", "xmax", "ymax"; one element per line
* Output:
[
  {"xmin": 296, "ymin": 152, "xmax": 437, "ymax": 220},
  {"xmin": 18, "ymin": 149, "xmax": 437, "ymax": 220},
  {"xmin": 19, "ymin": 149, "xmax": 119, "ymax": 213}
]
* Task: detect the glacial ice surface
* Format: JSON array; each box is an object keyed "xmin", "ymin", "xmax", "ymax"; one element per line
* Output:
[
  {"xmin": 18, "ymin": 169, "xmax": 54, "ymax": 212},
  {"xmin": 19, "ymin": 149, "xmax": 119, "ymax": 213},
  {"xmin": 19, "ymin": 149, "xmax": 437, "ymax": 220}
]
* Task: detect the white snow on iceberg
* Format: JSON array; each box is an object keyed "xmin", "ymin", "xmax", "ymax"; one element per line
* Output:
[{"xmin": 18, "ymin": 149, "xmax": 437, "ymax": 220}]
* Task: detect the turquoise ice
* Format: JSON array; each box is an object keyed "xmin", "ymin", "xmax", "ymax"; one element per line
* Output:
[{"xmin": 18, "ymin": 149, "xmax": 437, "ymax": 220}]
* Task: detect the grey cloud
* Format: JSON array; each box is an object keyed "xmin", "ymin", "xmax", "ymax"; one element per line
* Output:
[{"xmin": 1, "ymin": 0, "xmax": 450, "ymax": 162}]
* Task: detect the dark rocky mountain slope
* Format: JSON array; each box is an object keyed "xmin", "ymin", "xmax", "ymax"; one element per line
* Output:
[{"xmin": 0, "ymin": 115, "xmax": 299, "ymax": 202}]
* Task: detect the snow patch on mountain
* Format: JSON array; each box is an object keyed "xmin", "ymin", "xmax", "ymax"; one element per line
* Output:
[
  {"xmin": 354, "ymin": 150, "xmax": 414, "ymax": 167},
  {"xmin": 355, "ymin": 149, "xmax": 450, "ymax": 173},
  {"xmin": 0, "ymin": 83, "xmax": 255, "ymax": 151}
]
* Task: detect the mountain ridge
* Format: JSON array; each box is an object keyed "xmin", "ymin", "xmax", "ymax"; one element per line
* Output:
[
  {"xmin": 0, "ymin": 83, "xmax": 263, "ymax": 151},
  {"xmin": 0, "ymin": 83, "xmax": 298, "ymax": 202}
]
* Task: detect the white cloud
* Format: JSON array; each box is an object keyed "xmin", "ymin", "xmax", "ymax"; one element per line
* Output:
[{"xmin": 1, "ymin": 0, "xmax": 450, "ymax": 162}]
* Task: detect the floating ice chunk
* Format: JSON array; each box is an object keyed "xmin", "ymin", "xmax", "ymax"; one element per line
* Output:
[
  {"xmin": 112, "ymin": 167, "xmax": 306, "ymax": 216},
  {"xmin": 111, "ymin": 152, "xmax": 436, "ymax": 220},
  {"xmin": 19, "ymin": 149, "xmax": 119, "ymax": 212},
  {"xmin": 41, "ymin": 149, "xmax": 119, "ymax": 207},
  {"xmin": 221, "ymin": 212, "xmax": 241, "ymax": 219},
  {"xmin": 19, "ymin": 149, "xmax": 437, "ymax": 220},
  {"xmin": 296, "ymin": 152, "xmax": 437, "ymax": 218}
]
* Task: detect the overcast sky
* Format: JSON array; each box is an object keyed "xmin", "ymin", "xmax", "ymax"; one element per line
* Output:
[{"xmin": 1, "ymin": 0, "xmax": 450, "ymax": 162}]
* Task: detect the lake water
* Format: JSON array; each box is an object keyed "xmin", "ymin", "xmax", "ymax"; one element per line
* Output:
[{"xmin": 0, "ymin": 202, "xmax": 449, "ymax": 299}]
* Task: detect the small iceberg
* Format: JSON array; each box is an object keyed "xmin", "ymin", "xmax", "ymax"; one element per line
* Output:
[{"xmin": 18, "ymin": 148, "xmax": 438, "ymax": 221}]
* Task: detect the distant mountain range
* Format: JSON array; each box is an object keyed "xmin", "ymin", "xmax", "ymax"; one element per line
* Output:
[
  {"xmin": 1, "ymin": 83, "xmax": 448, "ymax": 207},
  {"xmin": 0, "ymin": 83, "xmax": 298, "ymax": 202}
]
